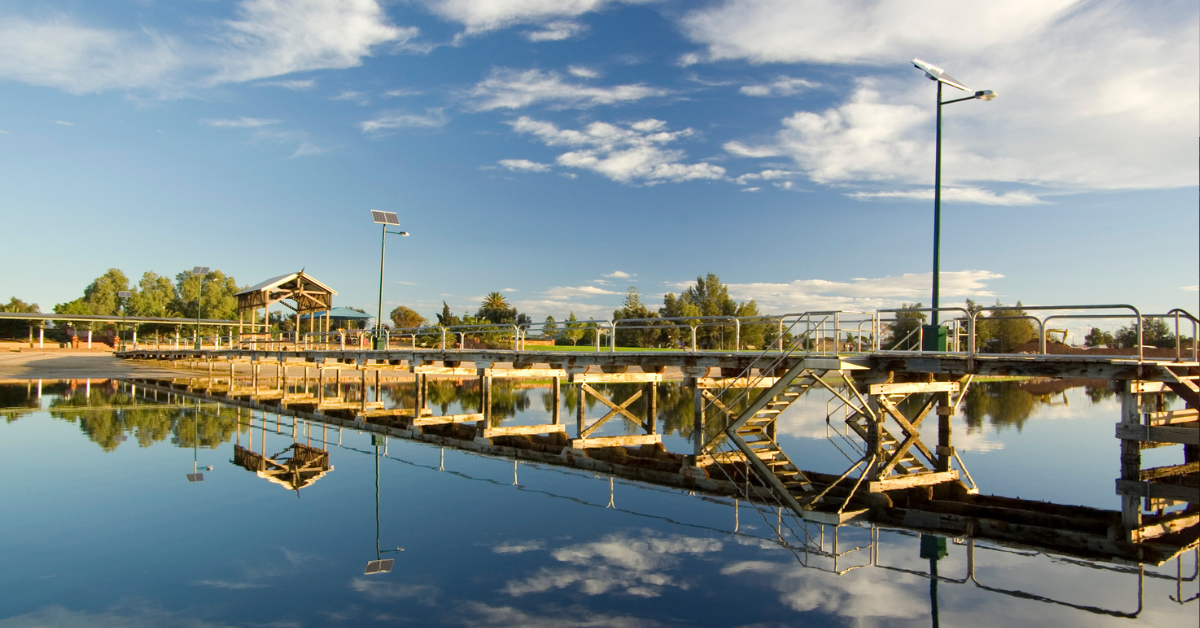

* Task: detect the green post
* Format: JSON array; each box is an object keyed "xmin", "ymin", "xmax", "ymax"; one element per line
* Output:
[
  {"xmin": 195, "ymin": 275, "xmax": 204, "ymax": 350},
  {"xmin": 932, "ymin": 80, "xmax": 942, "ymax": 328},
  {"xmin": 376, "ymin": 223, "xmax": 386, "ymax": 349}
]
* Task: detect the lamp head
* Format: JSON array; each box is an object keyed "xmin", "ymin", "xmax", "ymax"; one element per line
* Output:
[
  {"xmin": 398, "ymin": 231, "xmax": 410, "ymax": 237},
  {"xmin": 974, "ymin": 90, "xmax": 998, "ymax": 101}
]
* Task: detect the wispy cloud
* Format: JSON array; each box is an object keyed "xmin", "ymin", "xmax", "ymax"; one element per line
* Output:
[
  {"xmin": 361, "ymin": 108, "xmax": 447, "ymax": 134},
  {"xmin": 202, "ymin": 116, "xmax": 281, "ymax": 128},
  {"xmin": 568, "ymin": 65, "xmax": 600, "ymax": 78},
  {"xmin": 508, "ymin": 117, "xmax": 725, "ymax": 185},
  {"xmin": 740, "ymin": 76, "xmax": 817, "ymax": 97},
  {"xmin": 52, "ymin": 120, "xmax": 75, "ymax": 126},
  {"xmin": 494, "ymin": 540, "xmax": 545, "ymax": 554},
  {"xmin": 848, "ymin": 187, "xmax": 1044, "ymax": 206},
  {"xmin": 192, "ymin": 579, "xmax": 268, "ymax": 589},
  {"xmin": 421, "ymin": 0, "xmax": 631, "ymax": 36},
  {"xmin": 468, "ymin": 68, "xmax": 667, "ymax": 111},
  {"xmin": 331, "ymin": 90, "xmax": 370, "ymax": 105},
  {"xmin": 498, "ymin": 159, "xmax": 551, "ymax": 172},
  {"xmin": 524, "ymin": 20, "xmax": 587, "ymax": 42},
  {"xmin": 1183, "ymin": 285, "xmax": 1199, "ymax": 292},
  {"xmin": 604, "ymin": 271, "xmax": 633, "ymax": 279},
  {"xmin": 257, "ymin": 78, "xmax": 315, "ymax": 90}
]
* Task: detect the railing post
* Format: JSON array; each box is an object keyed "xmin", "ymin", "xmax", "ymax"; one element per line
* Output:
[
  {"xmin": 734, "ymin": 318, "xmax": 740, "ymax": 352},
  {"xmin": 690, "ymin": 325, "xmax": 697, "ymax": 352}
]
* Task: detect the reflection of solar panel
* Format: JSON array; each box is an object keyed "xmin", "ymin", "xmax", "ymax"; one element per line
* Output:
[
  {"xmin": 371, "ymin": 210, "xmax": 400, "ymax": 225},
  {"xmin": 186, "ymin": 473, "xmax": 205, "ymax": 482},
  {"xmin": 364, "ymin": 559, "xmax": 394, "ymax": 574}
]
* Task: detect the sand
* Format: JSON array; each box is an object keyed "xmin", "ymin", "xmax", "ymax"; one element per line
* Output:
[{"xmin": 0, "ymin": 351, "xmax": 187, "ymax": 381}]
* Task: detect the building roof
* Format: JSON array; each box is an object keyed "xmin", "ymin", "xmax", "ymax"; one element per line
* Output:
[
  {"xmin": 235, "ymin": 270, "xmax": 337, "ymax": 313},
  {"xmin": 300, "ymin": 307, "xmax": 372, "ymax": 320}
]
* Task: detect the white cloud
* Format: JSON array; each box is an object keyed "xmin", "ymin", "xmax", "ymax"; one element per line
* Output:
[
  {"xmin": 52, "ymin": 120, "xmax": 75, "ymax": 127},
  {"xmin": 740, "ymin": 75, "xmax": 817, "ymax": 97},
  {"xmin": 741, "ymin": 187, "xmax": 760, "ymax": 192},
  {"xmin": 546, "ymin": 285, "xmax": 619, "ymax": 297},
  {"xmin": 360, "ymin": 108, "xmax": 447, "ymax": 133},
  {"xmin": 331, "ymin": 90, "xmax": 370, "ymax": 104},
  {"xmin": 604, "ymin": 271, "xmax": 633, "ymax": 279},
  {"xmin": 289, "ymin": 141, "xmax": 327, "ymax": 158},
  {"xmin": 212, "ymin": 0, "xmax": 418, "ymax": 84},
  {"xmin": 666, "ymin": 270, "xmax": 1003, "ymax": 313},
  {"xmin": 0, "ymin": 15, "xmax": 182, "ymax": 94},
  {"xmin": 493, "ymin": 540, "xmax": 545, "ymax": 553},
  {"xmin": 508, "ymin": 116, "xmax": 725, "ymax": 185},
  {"xmin": 568, "ymin": 65, "xmax": 600, "ymax": 78},
  {"xmin": 468, "ymin": 68, "xmax": 667, "ymax": 111},
  {"xmin": 523, "ymin": 20, "xmax": 587, "ymax": 42},
  {"xmin": 498, "ymin": 159, "xmax": 551, "ymax": 172},
  {"xmin": 383, "ymin": 87, "xmax": 423, "ymax": 97},
  {"xmin": 192, "ymin": 579, "xmax": 268, "ymax": 589},
  {"xmin": 1183, "ymin": 285, "xmax": 1199, "ymax": 292},
  {"xmin": 257, "ymin": 78, "xmax": 315, "ymax": 90},
  {"xmin": 733, "ymin": 169, "xmax": 797, "ymax": 185},
  {"xmin": 723, "ymin": 140, "xmax": 780, "ymax": 158},
  {"xmin": 696, "ymin": 1, "xmax": 1198, "ymax": 194},
  {"xmin": 848, "ymin": 187, "xmax": 1044, "ymax": 206},
  {"xmin": 421, "ymin": 0, "xmax": 640, "ymax": 36},
  {"xmin": 202, "ymin": 117, "xmax": 281, "ymax": 128}
]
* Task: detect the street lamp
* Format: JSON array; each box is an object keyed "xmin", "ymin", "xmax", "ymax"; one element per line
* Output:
[
  {"xmin": 912, "ymin": 58, "xmax": 997, "ymax": 350},
  {"xmin": 117, "ymin": 290, "xmax": 131, "ymax": 351},
  {"xmin": 370, "ymin": 210, "xmax": 409, "ymax": 351},
  {"xmin": 192, "ymin": 266, "xmax": 209, "ymax": 350}
]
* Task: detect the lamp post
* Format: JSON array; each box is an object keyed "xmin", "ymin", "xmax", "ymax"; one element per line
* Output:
[
  {"xmin": 117, "ymin": 291, "xmax": 131, "ymax": 351},
  {"xmin": 911, "ymin": 58, "xmax": 996, "ymax": 350},
  {"xmin": 370, "ymin": 210, "xmax": 409, "ymax": 351},
  {"xmin": 192, "ymin": 266, "xmax": 209, "ymax": 350}
]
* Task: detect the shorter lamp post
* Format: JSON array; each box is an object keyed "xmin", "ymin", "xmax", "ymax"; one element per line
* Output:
[
  {"xmin": 911, "ymin": 58, "xmax": 996, "ymax": 351},
  {"xmin": 192, "ymin": 266, "xmax": 209, "ymax": 350},
  {"xmin": 370, "ymin": 210, "xmax": 409, "ymax": 351},
  {"xmin": 117, "ymin": 290, "xmax": 131, "ymax": 351}
]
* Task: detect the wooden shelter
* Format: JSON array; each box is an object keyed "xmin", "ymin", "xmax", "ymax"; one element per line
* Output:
[{"xmin": 236, "ymin": 271, "xmax": 336, "ymax": 338}]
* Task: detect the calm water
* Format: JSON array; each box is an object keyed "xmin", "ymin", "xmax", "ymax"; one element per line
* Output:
[{"xmin": 0, "ymin": 378, "xmax": 1195, "ymax": 627}]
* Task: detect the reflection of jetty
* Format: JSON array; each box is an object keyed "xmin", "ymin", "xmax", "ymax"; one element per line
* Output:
[
  {"xmin": 232, "ymin": 443, "xmax": 332, "ymax": 492},
  {"xmin": 118, "ymin": 304, "xmax": 1197, "ymax": 565}
]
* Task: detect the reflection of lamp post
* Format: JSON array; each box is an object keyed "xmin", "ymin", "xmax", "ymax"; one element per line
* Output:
[
  {"xmin": 192, "ymin": 266, "xmax": 210, "ymax": 350},
  {"xmin": 370, "ymin": 210, "xmax": 409, "ymax": 351},
  {"xmin": 920, "ymin": 534, "xmax": 947, "ymax": 628},
  {"xmin": 911, "ymin": 59, "xmax": 996, "ymax": 349},
  {"xmin": 365, "ymin": 435, "xmax": 403, "ymax": 574},
  {"xmin": 117, "ymin": 290, "xmax": 131, "ymax": 351},
  {"xmin": 187, "ymin": 399, "xmax": 213, "ymax": 482}
]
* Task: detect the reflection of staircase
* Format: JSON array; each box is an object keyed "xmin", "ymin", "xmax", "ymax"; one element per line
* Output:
[
  {"xmin": 729, "ymin": 373, "xmax": 822, "ymax": 496},
  {"xmin": 846, "ymin": 405, "xmax": 931, "ymax": 476}
]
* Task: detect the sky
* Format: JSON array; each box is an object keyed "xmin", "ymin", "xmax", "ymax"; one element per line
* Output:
[{"xmin": 1, "ymin": 0, "xmax": 1197, "ymax": 331}]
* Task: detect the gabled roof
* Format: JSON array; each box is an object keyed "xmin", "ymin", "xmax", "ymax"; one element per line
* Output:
[
  {"xmin": 235, "ymin": 271, "xmax": 337, "ymax": 297},
  {"xmin": 300, "ymin": 307, "xmax": 372, "ymax": 320}
]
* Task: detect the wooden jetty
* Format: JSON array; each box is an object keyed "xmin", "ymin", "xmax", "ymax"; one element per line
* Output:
[{"xmin": 117, "ymin": 336, "xmax": 1199, "ymax": 566}]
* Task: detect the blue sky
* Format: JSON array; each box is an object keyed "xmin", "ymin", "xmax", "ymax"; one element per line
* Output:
[{"xmin": 1, "ymin": 0, "xmax": 1196, "ymax": 327}]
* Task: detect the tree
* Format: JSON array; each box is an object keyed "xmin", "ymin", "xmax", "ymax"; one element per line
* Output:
[
  {"xmin": 173, "ymin": 269, "xmax": 239, "ymax": 322},
  {"xmin": 0, "ymin": 297, "xmax": 39, "ymax": 339},
  {"xmin": 1084, "ymin": 327, "xmax": 1115, "ymax": 348},
  {"xmin": 735, "ymin": 299, "xmax": 765, "ymax": 349},
  {"xmin": 886, "ymin": 303, "xmax": 926, "ymax": 349},
  {"xmin": 129, "ymin": 272, "xmax": 176, "ymax": 318},
  {"xmin": 477, "ymin": 292, "xmax": 517, "ymax": 324},
  {"xmin": 562, "ymin": 312, "xmax": 583, "ymax": 346},
  {"xmin": 389, "ymin": 305, "xmax": 426, "ymax": 330},
  {"xmin": 541, "ymin": 315, "xmax": 558, "ymax": 339},
  {"xmin": 1114, "ymin": 318, "xmax": 1174, "ymax": 349},
  {"xmin": 982, "ymin": 301, "xmax": 1034, "ymax": 352},
  {"xmin": 436, "ymin": 301, "xmax": 459, "ymax": 327},
  {"xmin": 54, "ymin": 269, "xmax": 130, "ymax": 317},
  {"xmin": 660, "ymin": 274, "xmax": 744, "ymax": 349},
  {"xmin": 613, "ymin": 287, "xmax": 660, "ymax": 347}
]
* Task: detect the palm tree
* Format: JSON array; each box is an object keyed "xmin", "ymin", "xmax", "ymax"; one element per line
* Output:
[{"xmin": 482, "ymin": 292, "xmax": 509, "ymax": 311}]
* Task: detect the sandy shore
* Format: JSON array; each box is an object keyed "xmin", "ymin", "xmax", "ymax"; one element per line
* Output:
[{"xmin": 0, "ymin": 352, "xmax": 188, "ymax": 381}]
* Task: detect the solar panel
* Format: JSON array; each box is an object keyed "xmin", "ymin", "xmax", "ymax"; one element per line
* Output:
[
  {"xmin": 911, "ymin": 58, "xmax": 970, "ymax": 91},
  {"xmin": 364, "ymin": 559, "xmax": 393, "ymax": 574},
  {"xmin": 186, "ymin": 473, "xmax": 205, "ymax": 482},
  {"xmin": 192, "ymin": 266, "xmax": 210, "ymax": 276},
  {"xmin": 371, "ymin": 210, "xmax": 400, "ymax": 225}
]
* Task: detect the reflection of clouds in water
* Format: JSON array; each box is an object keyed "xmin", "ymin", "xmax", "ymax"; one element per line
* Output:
[
  {"xmin": 502, "ymin": 530, "xmax": 721, "ymax": 598},
  {"xmin": 721, "ymin": 559, "xmax": 927, "ymax": 619},
  {"xmin": 349, "ymin": 578, "xmax": 439, "ymax": 603},
  {"xmin": 0, "ymin": 604, "xmax": 237, "ymax": 628},
  {"xmin": 456, "ymin": 601, "xmax": 661, "ymax": 628},
  {"xmin": 192, "ymin": 578, "xmax": 268, "ymax": 589},
  {"xmin": 493, "ymin": 540, "xmax": 545, "ymax": 554}
]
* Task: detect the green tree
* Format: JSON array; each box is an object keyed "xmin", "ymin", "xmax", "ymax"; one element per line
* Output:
[
  {"xmin": 1084, "ymin": 327, "xmax": 1115, "ymax": 347},
  {"xmin": 735, "ymin": 299, "xmax": 765, "ymax": 349},
  {"xmin": 613, "ymin": 287, "xmax": 661, "ymax": 348},
  {"xmin": 982, "ymin": 301, "xmax": 1034, "ymax": 353},
  {"xmin": 389, "ymin": 305, "xmax": 426, "ymax": 329},
  {"xmin": 173, "ymin": 269, "xmax": 239, "ymax": 322},
  {"xmin": 886, "ymin": 303, "xmax": 926, "ymax": 349},
  {"xmin": 129, "ymin": 271, "xmax": 177, "ymax": 318},
  {"xmin": 477, "ymin": 292, "xmax": 517, "ymax": 324},
  {"xmin": 660, "ymin": 274, "xmax": 745, "ymax": 349},
  {"xmin": 1114, "ymin": 317, "xmax": 1174, "ymax": 349},
  {"xmin": 55, "ymin": 268, "xmax": 130, "ymax": 316},
  {"xmin": 0, "ymin": 297, "xmax": 40, "ymax": 339},
  {"xmin": 562, "ymin": 311, "xmax": 583, "ymax": 346},
  {"xmin": 541, "ymin": 315, "xmax": 558, "ymax": 339},
  {"xmin": 436, "ymin": 301, "xmax": 459, "ymax": 327}
]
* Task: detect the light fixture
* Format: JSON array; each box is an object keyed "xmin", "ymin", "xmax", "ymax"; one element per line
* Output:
[{"xmin": 370, "ymin": 211, "xmax": 411, "ymax": 349}]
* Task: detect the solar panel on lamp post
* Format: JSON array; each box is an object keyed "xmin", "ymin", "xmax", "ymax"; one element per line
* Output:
[
  {"xmin": 117, "ymin": 291, "xmax": 131, "ymax": 351},
  {"xmin": 911, "ymin": 59, "xmax": 997, "ymax": 350},
  {"xmin": 192, "ymin": 267, "xmax": 209, "ymax": 350},
  {"xmin": 370, "ymin": 211, "xmax": 409, "ymax": 351}
]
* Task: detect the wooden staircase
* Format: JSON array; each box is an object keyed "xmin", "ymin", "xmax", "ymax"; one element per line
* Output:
[{"xmin": 728, "ymin": 374, "xmax": 822, "ymax": 496}]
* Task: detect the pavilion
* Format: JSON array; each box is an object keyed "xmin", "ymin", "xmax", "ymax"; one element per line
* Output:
[{"xmin": 235, "ymin": 271, "xmax": 336, "ymax": 337}]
